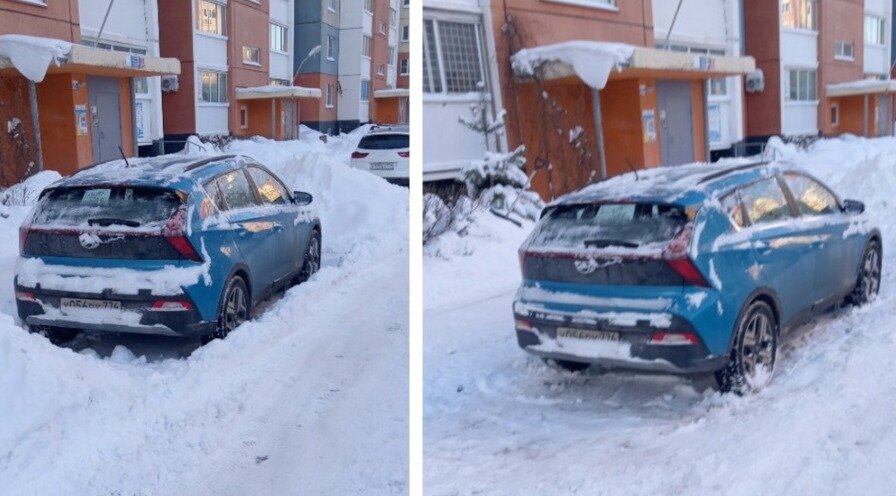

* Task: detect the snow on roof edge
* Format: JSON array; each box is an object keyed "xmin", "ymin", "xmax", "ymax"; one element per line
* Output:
[
  {"xmin": 511, "ymin": 41, "xmax": 635, "ymax": 90},
  {"xmin": 0, "ymin": 34, "xmax": 72, "ymax": 82}
]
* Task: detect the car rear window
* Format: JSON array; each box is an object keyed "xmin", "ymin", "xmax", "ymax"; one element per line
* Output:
[
  {"xmin": 357, "ymin": 133, "xmax": 409, "ymax": 150},
  {"xmin": 32, "ymin": 186, "xmax": 183, "ymax": 229},
  {"xmin": 530, "ymin": 202, "xmax": 689, "ymax": 251}
]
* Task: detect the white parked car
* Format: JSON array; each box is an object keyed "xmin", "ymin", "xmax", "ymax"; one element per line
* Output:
[{"xmin": 350, "ymin": 125, "xmax": 409, "ymax": 185}]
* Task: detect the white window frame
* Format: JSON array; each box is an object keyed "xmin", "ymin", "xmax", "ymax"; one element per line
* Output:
[
  {"xmin": 388, "ymin": 46, "xmax": 396, "ymax": 65},
  {"xmin": 377, "ymin": 64, "xmax": 386, "ymax": 76},
  {"xmin": 401, "ymin": 25, "xmax": 409, "ymax": 42},
  {"xmin": 865, "ymin": 15, "xmax": 886, "ymax": 46},
  {"xmin": 240, "ymin": 105, "xmax": 249, "ymax": 129},
  {"xmin": 786, "ymin": 68, "xmax": 818, "ymax": 102},
  {"xmin": 199, "ymin": 69, "xmax": 229, "ymax": 104},
  {"xmin": 326, "ymin": 35, "xmax": 337, "ymax": 61},
  {"xmin": 363, "ymin": 0, "xmax": 372, "ymax": 13},
  {"xmin": 423, "ymin": 18, "xmax": 487, "ymax": 95},
  {"xmin": 362, "ymin": 35, "xmax": 372, "ymax": 58},
  {"xmin": 361, "ymin": 79, "xmax": 370, "ymax": 102},
  {"xmin": 327, "ymin": 0, "xmax": 338, "ymax": 13},
  {"xmin": 400, "ymin": 58, "xmax": 409, "ymax": 75},
  {"xmin": 242, "ymin": 46, "xmax": 261, "ymax": 66},
  {"xmin": 325, "ymin": 83, "xmax": 334, "ymax": 108},
  {"xmin": 270, "ymin": 23, "xmax": 288, "ymax": 53},
  {"xmin": 834, "ymin": 40, "xmax": 854, "ymax": 60},
  {"xmin": 781, "ymin": 0, "xmax": 817, "ymax": 32},
  {"xmin": 198, "ymin": 0, "xmax": 227, "ymax": 37},
  {"xmin": 540, "ymin": 0, "xmax": 617, "ymax": 12},
  {"xmin": 390, "ymin": 8, "xmax": 397, "ymax": 27},
  {"xmin": 379, "ymin": 21, "xmax": 387, "ymax": 35}
]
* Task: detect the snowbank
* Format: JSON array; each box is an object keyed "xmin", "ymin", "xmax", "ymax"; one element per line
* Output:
[
  {"xmin": 0, "ymin": 170, "xmax": 61, "ymax": 206},
  {"xmin": 0, "ymin": 34, "xmax": 72, "ymax": 82},
  {"xmin": 512, "ymin": 41, "xmax": 634, "ymax": 89}
]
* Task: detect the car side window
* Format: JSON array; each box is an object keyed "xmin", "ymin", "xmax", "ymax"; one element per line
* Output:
[
  {"xmin": 215, "ymin": 170, "xmax": 258, "ymax": 210},
  {"xmin": 782, "ymin": 172, "xmax": 839, "ymax": 216},
  {"xmin": 738, "ymin": 178, "xmax": 793, "ymax": 226},
  {"xmin": 720, "ymin": 191, "xmax": 747, "ymax": 228},
  {"xmin": 247, "ymin": 166, "xmax": 290, "ymax": 205},
  {"xmin": 203, "ymin": 180, "xmax": 227, "ymax": 212}
]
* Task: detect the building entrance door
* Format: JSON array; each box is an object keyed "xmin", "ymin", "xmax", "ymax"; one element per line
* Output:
[
  {"xmin": 88, "ymin": 76, "xmax": 123, "ymax": 163},
  {"xmin": 657, "ymin": 80, "xmax": 695, "ymax": 166}
]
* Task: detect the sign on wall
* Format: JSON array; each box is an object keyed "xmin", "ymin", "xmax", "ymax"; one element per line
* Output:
[
  {"xmin": 642, "ymin": 109, "xmax": 656, "ymax": 143},
  {"xmin": 74, "ymin": 105, "xmax": 88, "ymax": 136}
]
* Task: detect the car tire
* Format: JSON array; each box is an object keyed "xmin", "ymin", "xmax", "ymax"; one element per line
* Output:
[
  {"xmin": 847, "ymin": 240, "xmax": 882, "ymax": 306},
  {"xmin": 543, "ymin": 358, "xmax": 591, "ymax": 373},
  {"xmin": 715, "ymin": 300, "xmax": 778, "ymax": 395},
  {"xmin": 204, "ymin": 275, "xmax": 250, "ymax": 344},
  {"xmin": 298, "ymin": 229, "xmax": 321, "ymax": 283}
]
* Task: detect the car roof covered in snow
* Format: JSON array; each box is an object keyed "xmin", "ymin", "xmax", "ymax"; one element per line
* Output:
[
  {"xmin": 49, "ymin": 154, "xmax": 248, "ymax": 190},
  {"xmin": 549, "ymin": 161, "xmax": 780, "ymax": 207}
]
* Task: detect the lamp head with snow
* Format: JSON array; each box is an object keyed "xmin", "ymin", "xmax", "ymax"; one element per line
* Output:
[
  {"xmin": 14, "ymin": 154, "xmax": 323, "ymax": 345},
  {"xmin": 514, "ymin": 162, "xmax": 881, "ymax": 395}
]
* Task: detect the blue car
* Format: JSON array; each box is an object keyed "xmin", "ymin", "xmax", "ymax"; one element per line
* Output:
[
  {"xmin": 15, "ymin": 154, "xmax": 321, "ymax": 344},
  {"xmin": 513, "ymin": 162, "xmax": 880, "ymax": 393}
]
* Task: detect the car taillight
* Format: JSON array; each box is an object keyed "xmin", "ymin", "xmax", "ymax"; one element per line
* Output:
[
  {"xmin": 150, "ymin": 300, "xmax": 194, "ymax": 311},
  {"xmin": 19, "ymin": 226, "xmax": 29, "ymax": 254},
  {"xmin": 514, "ymin": 318, "xmax": 534, "ymax": 333},
  {"xmin": 398, "ymin": 151, "xmax": 409, "ymax": 157},
  {"xmin": 15, "ymin": 291, "xmax": 36, "ymax": 302},
  {"xmin": 166, "ymin": 236, "xmax": 202, "ymax": 262},
  {"xmin": 352, "ymin": 151, "xmax": 369, "ymax": 159},
  {"xmin": 663, "ymin": 223, "xmax": 709, "ymax": 287},
  {"xmin": 648, "ymin": 331, "xmax": 699, "ymax": 346},
  {"xmin": 163, "ymin": 205, "xmax": 202, "ymax": 262}
]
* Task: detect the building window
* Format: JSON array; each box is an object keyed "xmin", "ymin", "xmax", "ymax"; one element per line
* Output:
[
  {"xmin": 242, "ymin": 46, "xmax": 261, "ymax": 65},
  {"xmin": 830, "ymin": 103, "xmax": 839, "ymax": 126},
  {"xmin": 379, "ymin": 21, "xmax": 387, "ymax": 35},
  {"xmin": 865, "ymin": 15, "xmax": 886, "ymax": 46},
  {"xmin": 270, "ymin": 78, "xmax": 290, "ymax": 86},
  {"xmin": 363, "ymin": 0, "xmax": 372, "ymax": 13},
  {"xmin": 325, "ymin": 83, "xmax": 334, "ymax": 107},
  {"xmin": 423, "ymin": 19, "xmax": 483, "ymax": 94},
  {"xmin": 400, "ymin": 58, "xmax": 408, "ymax": 75},
  {"xmin": 708, "ymin": 78, "xmax": 727, "ymax": 97},
  {"xmin": 270, "ymin": 23, "xmax": 288, "ymax": 53},
  {"xmin": 200, "ymin": 70, "xmax": 228, "ymax": 103},
  {"xmin": 402, "ymin": 25, "xmax": 409, "ymax": 42},
  {"xmin": 361, "ymin": 79, "xmax": 370, "ymax": 101},
  {"xmin": 240, "ymin": 105, "xmax": 248, "ymax": 129},
  {"xmin": 404, "ymin": 0, "xmax": 409, "ymax": 6},
  {"xmin": 326, "ymin": 35, "xmax": 337, "ymax": 60},
  {"xmin": 198, "ymin": 0, "xmax": 227, "ymax": 36},
  {"xmin": 388, "ymin": 46, "xmax": 395, "ymax": 64},
  {"xmin": 781, "ymin": 0, "xmax": 817, "ymax": 31},
  {"xmin": 834, "ymin": 41, "xmax": 855, "ymax": 60},
  {"xmin": 377, "ymin": 64, "xmax": 386, "ymax": 76},
  {"xmin": 327, "ymin": 0, "xmax": 338, "ymax": 12},
  {"xmin": 362, "ymin": 35, "xmax": 371, "ymax": 58},
  {"xmin": 133, "ymin": 77, "xmax": 149, "ymax": 94},
  {"xmin": 390, "ymin": 8, "xmax": 397, "ymax": 26},
  {"xmin": 787, "ymin": 69, "xmax": 817, "ymax": 102}
]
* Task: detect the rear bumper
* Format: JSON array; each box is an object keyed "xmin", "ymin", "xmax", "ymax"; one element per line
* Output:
[
  {"xmin": 513, "ymin": 305, "xmax": 728, "ymax": 375},
  {"xmin": 15, "ymin": 284, "xmax": 215, "ymax": 337}
]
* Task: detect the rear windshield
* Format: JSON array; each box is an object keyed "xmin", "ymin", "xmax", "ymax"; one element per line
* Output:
[
  {"xmin": 358, "ymin": 133, "xmax": 409, "ymax": 150},
  {"xmin": 32, "ymin": 186, "xmax": 183, "ymax": 230},
  {"xmin": 530, "ymin": 203, "xmax": 689, "ymax": 251}
]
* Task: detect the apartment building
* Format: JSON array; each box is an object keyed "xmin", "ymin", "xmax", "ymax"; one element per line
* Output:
[
  {"xmin": 158, "ymin": 0, "xmax": 309, "ymax": 147},
  {"xmin": 294, "ymin": 0, "xmax": 402, "ymax": 134},
  {"xmin": 0, "ymin": 0, "xmax": 179, "ymax": 184},
  {"xmin": 422, "ymin": 0, "xmax": 505, "ymax": 181},
  {"xmin": 398, "ymin": 0, "xmax": 409, "ymax": 89},
  {"xmin": 485, "ymin": 0, "xmax": 754, "ymax": 199},
  {"xmin": 745, "ymin": 0, "xmax": 894, "ymax": 142},
  {"xmin": 654, "ymin": 0, "xmax": 747, "ymax": 159}
]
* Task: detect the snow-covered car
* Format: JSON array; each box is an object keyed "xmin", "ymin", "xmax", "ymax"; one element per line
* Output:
[
  {"xmin": 15, "ymin": 154, "xmax": 321, "ymax": 344},
  {"xmin": 514, "ymin": 162, "xmax": 881, "ymax": 393},
  {"xmin": 350, "ymin": 125, "xmax": 409, "ymax": 185}
]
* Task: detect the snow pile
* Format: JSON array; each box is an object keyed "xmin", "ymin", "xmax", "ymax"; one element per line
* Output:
[
  {"xmin": 0, "ymin": 34, "xmax": 72, "ymax": 82},
  {"xmin": 512, "ymin": 41, "xmax": 635, "ymax": 89},
  {"xmin": 0, "ymin": 127, "xmax": 408, "ymax": 495},
  {"xmin": 0, "ymin": 170, "xmax": 61, "ymax": 206}
]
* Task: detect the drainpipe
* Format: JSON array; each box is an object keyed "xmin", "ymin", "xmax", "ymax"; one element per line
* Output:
[
  {"xmin": 591, "ymin": 89, "xmax": 607, "ymax": 179},
  {"xmin": 864, "ymin": 93, "xmax": 869, "ymax": 137},
  {"xmin": 271, "ymin": 99, "xmax": 277, "ymax": 138},
  {"xmin": 28, "ymin": 80, "xmax": 43, "ymax": 173}
]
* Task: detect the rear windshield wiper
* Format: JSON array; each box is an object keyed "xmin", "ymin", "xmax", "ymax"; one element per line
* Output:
[
  {"xmin": 583, "ymin": 239, "xmax": 639, "ymax": 249},
  {"xmin": 87, "ymin": 218, "xmax": 141, "ymax": 228}
]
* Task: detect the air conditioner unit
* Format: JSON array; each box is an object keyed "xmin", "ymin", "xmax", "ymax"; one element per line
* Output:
[
  {"xmin": 161, "ymin": 75, "xmax": 179, "ymax": 92},
  {"xmin": 745, "ymin": 69, "xmax": 764, "ymax": 94}
]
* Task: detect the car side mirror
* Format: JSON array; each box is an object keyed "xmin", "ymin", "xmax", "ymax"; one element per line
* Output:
[
  {"xmin": 842, "ymin": 199, "xmax": 865, "ymax": 215},
  {"xmin": 293, "ymin": 191, "xmax": 313, "ymax": 206}
]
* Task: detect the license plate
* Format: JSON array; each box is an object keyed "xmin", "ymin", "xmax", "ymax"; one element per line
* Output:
[
  {"xmin": 60, "ymin": 298, "xmax": 122, "ymax": 311},
  {"xmin": 556, "ymin": 327, "xmax": 619, "ymax": 342},
  {"xmin": 370, "ymin": 162, "xmax": 396, "ymax": 171}
]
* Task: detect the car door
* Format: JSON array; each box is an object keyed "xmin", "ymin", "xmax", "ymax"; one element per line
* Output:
[
  {"xmin": 212, "ymin": 168, "xmax": 282, "ymax": 291},
  {"xmin": 780, "ymin": 171, "xmax": 853, "ymax": 305},
  {"xmin": 737, "ymin": 176, "xmax": 817, "ymax": 327},
  {"xmin": 245, "ymin": 165, "xmax": 304, "ymax": 278}
]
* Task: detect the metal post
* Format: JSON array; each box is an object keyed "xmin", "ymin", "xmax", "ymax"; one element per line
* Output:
[
  {"xmin": 864, "ymin": 93, "xmax": 869, "ymax": 137},
  {"xmin": 28, "ymin": 80, "xmax": 44, "ymax": 173},
  {"xmin": 271, "ymin": 99, "xmax": 276, "ymax": 139}
]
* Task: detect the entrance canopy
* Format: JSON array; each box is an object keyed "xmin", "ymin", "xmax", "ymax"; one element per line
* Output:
[
  {"xmin": 826, "ymin": 79, "xmax": 896, "ymax": 98},
  {"xmin": 0, "ymin": 35, "xmax": 180, "ymax": 81},
  {"xmin": 235, "ymin": 85, "xmax": 321, "ymax": 100},
  {"xmin": 373, "ymin": 88, "xmax": 410, "ymax": 98},
  {"xmin": 512, "ymin": 41, "xmax": 755, "ymax": 88}
]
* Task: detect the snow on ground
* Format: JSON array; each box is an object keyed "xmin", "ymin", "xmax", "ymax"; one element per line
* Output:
[
  {"xmin": 424, "ymin": 135, "xmax": 896, "ymax": 495},
  {"xmin": 0, "ymin": 127, "xmax": 408, "ymax": 495}
]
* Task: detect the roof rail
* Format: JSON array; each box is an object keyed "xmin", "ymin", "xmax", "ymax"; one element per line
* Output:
[
  {"xmin": 696, "ymin": 161, "xmax": 768, "ymax": 184},
  {"xmin": 183, "ymin": 154, "xmax": 239, "ymax": 172}
]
